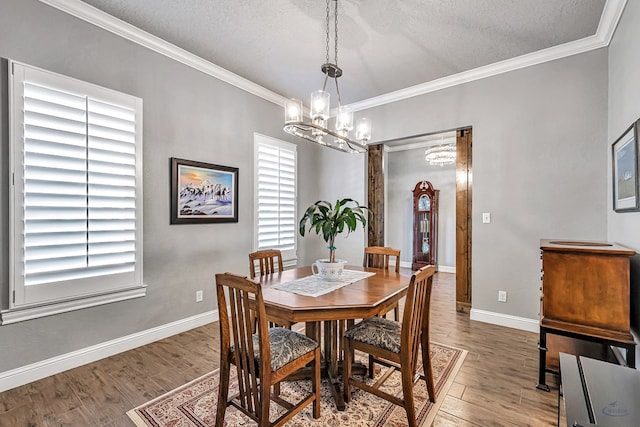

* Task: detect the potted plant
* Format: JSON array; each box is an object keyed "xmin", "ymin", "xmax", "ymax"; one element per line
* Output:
[{"xmin": 299, "ymin": 198, "xmax": 370, "ymax": 280}]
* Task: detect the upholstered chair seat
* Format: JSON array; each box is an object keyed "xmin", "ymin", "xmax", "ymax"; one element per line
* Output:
[
  {"xmin": 343, "ymin": 316, "xmax": 401, "ymax": 354},
  {"xmin": 231, "ymin": 327, "xmax": 319, "ymax": 371}
]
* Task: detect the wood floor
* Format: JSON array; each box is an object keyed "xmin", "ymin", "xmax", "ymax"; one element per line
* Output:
[{"xmin": 0, "ymin": 272, "xmax": 559, "ymax": 426}]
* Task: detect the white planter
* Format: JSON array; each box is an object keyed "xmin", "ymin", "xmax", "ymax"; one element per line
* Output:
[{"xmin": 311, "ymin": 259, "xmax": 347, "ymax": 281}]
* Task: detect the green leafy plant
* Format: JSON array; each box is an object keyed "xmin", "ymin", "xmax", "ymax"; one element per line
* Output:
[{"xmin": 299, "ymin": 198, "xmax": 371, "ymax": 263}]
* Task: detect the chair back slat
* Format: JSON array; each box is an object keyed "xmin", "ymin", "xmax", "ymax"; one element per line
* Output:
[
  {"xmin": 400, "ymin": 265, "xmax": 436, "ymax": 374},
  {"xmin": 249, "ymin": 249, "xmax": 284, "ymax": 278},
  {"xmin": 363, "ymin": 246, "xmax": 400, "ymax": 273},
  {"xmin": 216, "ymin": 273, "xmax": 271, "ymax": 416}
]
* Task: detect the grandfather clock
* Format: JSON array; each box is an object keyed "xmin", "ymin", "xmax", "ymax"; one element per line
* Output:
[{"xmin": 412, "ymin": 181, "xmax": 439, "ymax": 270}]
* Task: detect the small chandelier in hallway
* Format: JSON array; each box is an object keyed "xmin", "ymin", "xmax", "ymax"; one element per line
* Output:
[{"xmin": 425, "ymin": 141, "xmax": 456, "ymax": 166}]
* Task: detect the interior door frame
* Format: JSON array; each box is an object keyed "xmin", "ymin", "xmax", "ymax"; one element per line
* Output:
[
  {"xmin": 455, "ymin": 128, "xmax": 472, "ymax": 313},
  {"xmin": 367, "ymin": 127, "xmax": 472, "ymax": 312}
]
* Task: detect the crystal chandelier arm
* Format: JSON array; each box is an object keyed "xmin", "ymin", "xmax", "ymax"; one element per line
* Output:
[
  {"xmin": 284, "ymin": 122, "xmax": 367, "ymax": 153},
  {"xmin": 332, "ymin": 0, "xmax": 341, "ymax": 105},
  {"xmin": 334, "ymin": 75, "xmax": 342, "ymax": 106},
  {"xmin": 321, "ymin": 72, "xmax": 330, "ymax": 91}
]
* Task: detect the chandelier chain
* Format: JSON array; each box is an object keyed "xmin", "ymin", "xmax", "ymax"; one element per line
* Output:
[
  {"xmin": 325, "ymin": 0, "xmax": 330, "ymax": 66},
  {"xmin": 334, "ymin": 0, "xmax": 339, "ymax": 67}
]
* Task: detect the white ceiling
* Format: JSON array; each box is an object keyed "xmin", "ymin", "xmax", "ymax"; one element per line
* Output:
[{"xmin": 74, "ymin": 0, "xmax": 612, "ymax": 107}]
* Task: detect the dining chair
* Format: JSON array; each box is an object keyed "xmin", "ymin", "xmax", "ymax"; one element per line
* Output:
[
  {"xmin": 249, "ymin": 249, "xmax": 291, "ymax": 330},
  {"xmin": 363, "ymin": 246, "xmax": 401, "ymax": 321},
  {"xmin": 249, "ymin": 249, "xmax": 284, "ymax": 279},
  {"xmin": 215, "ymin": 272, "xmax": 321, "ymax": 427},
  {"xmin": 342, "ymin": 265, "xmax": 437, "ymax": 427}
]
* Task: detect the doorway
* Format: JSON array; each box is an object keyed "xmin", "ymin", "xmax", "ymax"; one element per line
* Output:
[{"xmin": 367, "ymin": 127, "xmax": 472, "ymax": 312}]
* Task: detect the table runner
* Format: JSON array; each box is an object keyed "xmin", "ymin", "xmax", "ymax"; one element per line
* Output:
[{"xmin": 272, "ymin": 269, "xmax": 376, "ymax": 297}]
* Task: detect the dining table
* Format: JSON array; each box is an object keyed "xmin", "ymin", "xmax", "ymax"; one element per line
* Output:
[{"xmin": 258, "ymin": 265, "xmax": 412, "ymax": 410}]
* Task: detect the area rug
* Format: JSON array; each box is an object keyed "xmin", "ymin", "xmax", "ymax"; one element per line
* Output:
[{"xmin": 127, "ymin": 342, "xmax": 466, "ymax": 427}]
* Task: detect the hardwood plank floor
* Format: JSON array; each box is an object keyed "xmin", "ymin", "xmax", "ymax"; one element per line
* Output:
[{"xmin": 0, "ymin": 272, "xmax": 559, "ymax": 426}]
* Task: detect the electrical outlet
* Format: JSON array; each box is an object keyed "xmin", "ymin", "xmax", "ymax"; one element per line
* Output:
[
  {"xmin": 498, "ymin": 290, "xmax": 507, "ymax": 302},
  {"xmin": 195, "ymin": 290, "xmax": 203, "ymax": 302}
]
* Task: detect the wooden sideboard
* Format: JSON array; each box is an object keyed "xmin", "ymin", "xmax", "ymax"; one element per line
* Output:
[{"xmin": 537, "ymin": 239, "xmax": 636, "ymax": 391}]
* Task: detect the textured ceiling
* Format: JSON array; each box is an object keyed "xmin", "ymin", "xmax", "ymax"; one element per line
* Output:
[{"xmin": 79, "ymin": 0, "xmax": 606, "ymax": 104}]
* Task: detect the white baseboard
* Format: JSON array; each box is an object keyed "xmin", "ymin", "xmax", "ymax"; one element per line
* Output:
[
  {"xmin": 398, "ymin": 261, "xmax": 455, "ymax": 273},
  {"xmin": 0, "ymin": 310, "xmax": 218, "ymax": 393},
  {"xmin": 470, "ymin": 308, "xmax": 538, "ymax": 333}
]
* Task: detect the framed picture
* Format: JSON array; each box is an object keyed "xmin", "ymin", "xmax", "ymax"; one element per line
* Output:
[
  {"xmin": 612, "ymin": 120, "xmax": 640, "ymax": 212},
  {"xmin": 170, "ymin": 157, "xmax": 238, "ymax": 224}
]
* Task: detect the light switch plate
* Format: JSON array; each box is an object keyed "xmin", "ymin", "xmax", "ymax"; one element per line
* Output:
[{"xmin": 482, "ymin": 212, "xmax": 491, "ymax": 223}]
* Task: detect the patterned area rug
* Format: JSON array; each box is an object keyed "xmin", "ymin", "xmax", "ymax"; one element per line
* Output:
[{"xmin": 127, "ymin": 342, "xmax": 466, "ymax": 427}]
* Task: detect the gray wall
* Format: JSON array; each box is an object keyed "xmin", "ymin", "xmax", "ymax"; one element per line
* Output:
[
  {"xmin": 297, "ymin": 146, "xmax": 369, "ymax": 266},
  {"xmin": 0, "ymin": 0, "xmax": 317, "ymax": 372},
  {"xmin": 607, "ymin": 0, "xmax": 640, "ymax": 362},
  {"xmin": 386, "ymin": 148, "xmax": 456, "ymax": 269},
  {"xmin": 355, "ymin": 50, "xmax": 608, "ymax": 320}
]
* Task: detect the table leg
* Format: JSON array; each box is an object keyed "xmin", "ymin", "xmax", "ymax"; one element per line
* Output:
[
  {"xmin": 323, "ymin": 320, "xmax": 346, "ymax": 410},
  {"xmin": 295, "ymin": 320, "xmax": 367, "ymax": 411},
  {"xmin": 305, "ymin": 321, "xmax": 321, "ymax": 343}
]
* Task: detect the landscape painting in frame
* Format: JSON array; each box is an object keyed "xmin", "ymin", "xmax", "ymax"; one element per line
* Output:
[
  {"xmin": 171, "ymin": 158, "xmax": 238, "ymax": 223},
  {"xmin": 612, "ymin": 120, "xmax": 640, "ymax": 212}
]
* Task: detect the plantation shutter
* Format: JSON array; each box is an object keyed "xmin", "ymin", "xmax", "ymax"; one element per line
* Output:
[
  {"xmin": 255, "ymin": 135, "xmax": 297, "ymax": 261},
  {"xmin": 10, "ymin": 61, "xmax": 143, "ymax": 310}
]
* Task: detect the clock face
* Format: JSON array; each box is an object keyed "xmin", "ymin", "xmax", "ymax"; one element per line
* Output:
[{"xmin": 418, "ymin": 194, "xmax": 430, "ymax": 211}]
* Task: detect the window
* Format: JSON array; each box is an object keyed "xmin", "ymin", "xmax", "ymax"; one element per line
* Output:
[
  {"xmin": 4, "ymin": 61, "xmax": 144, "ymax": 324},
  {"xmin": 254, "ymin": 134, "xmax": 297, "ymax": 262}
]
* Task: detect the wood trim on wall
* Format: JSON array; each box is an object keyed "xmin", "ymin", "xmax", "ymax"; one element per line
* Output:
[
  {"xmin": 367, "ymin": 145, "xmax": 385, "ymax": 246},
  {"xmin": 456, "ymin": 128, "xmax": 472, "ymax": 312}
]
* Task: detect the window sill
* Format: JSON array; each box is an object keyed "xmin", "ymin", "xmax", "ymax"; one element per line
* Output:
[
  {"xmin": 0, "ymin": 285, "xmax": 147, "ymax": 325},
  {"xmin": 283, "ymin": 258, "xmax": 298, "ymax": 269}
]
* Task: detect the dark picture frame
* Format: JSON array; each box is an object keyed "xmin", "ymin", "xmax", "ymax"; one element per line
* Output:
[
  {"xmin": 612, "ymin": 120, "xmax": 640, "ymax": 212},
  {"xmin": 170, "ymin": 157, "xmax": 238, "ymax": 224}
]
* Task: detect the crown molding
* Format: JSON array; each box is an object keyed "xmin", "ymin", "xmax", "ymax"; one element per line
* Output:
[
  {"xmin": 37, "ymin": 0, "xmax": 288, "ymax": 108},
  {"xmin": 39, "ymin": 0, "xmax": 626, "ymax": 113},
  {"xmin": 384, "ymin": 136, "xmax": 456, "ymax": 153},
  {"xmin": 597, "ymin": 0, "xmax": 628, "ymax": 45}
]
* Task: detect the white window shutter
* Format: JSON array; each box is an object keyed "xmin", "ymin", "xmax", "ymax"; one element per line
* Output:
[
  {"xmin": 254, "ymin": 135, "xmax": 297, "ymax": 261},
  {"xmin": 9, "ymin": 61, "xmax": 143, "ymax": 314}
]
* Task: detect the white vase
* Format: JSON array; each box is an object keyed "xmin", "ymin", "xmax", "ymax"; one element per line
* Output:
[{"xmin": 311, "ymin": 259, "xmax": 347, "ymax": 281}]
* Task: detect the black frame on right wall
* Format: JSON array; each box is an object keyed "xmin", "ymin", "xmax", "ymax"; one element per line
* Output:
[{"xmin": 612, "ymin": 119, "xmax": 640, "ymax": 212}]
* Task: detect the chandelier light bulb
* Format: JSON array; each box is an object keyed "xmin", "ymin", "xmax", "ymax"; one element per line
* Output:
[
  {"xmin": 310, "ymin": 90, "xmax": 330, "ymax": 121},
  {"xmin": 284, "ymin": 98, "xmax": 303, "ymax": 123},
  {"xmin": 355, "ymin": 117, "xmax": 372, "ymax": 143},
  {"xmin": 336, "ymin": 106, "xmax": 354, "ymax": 132}
]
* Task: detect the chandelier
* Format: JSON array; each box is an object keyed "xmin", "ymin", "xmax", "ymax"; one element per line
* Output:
[
  {"xmin": 283, "ymin": 0, "xmax": 371, "ymax": 154},
  {"xmin": 425, "ymin": 143, "xmax": 456, "ymax": 166}
]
